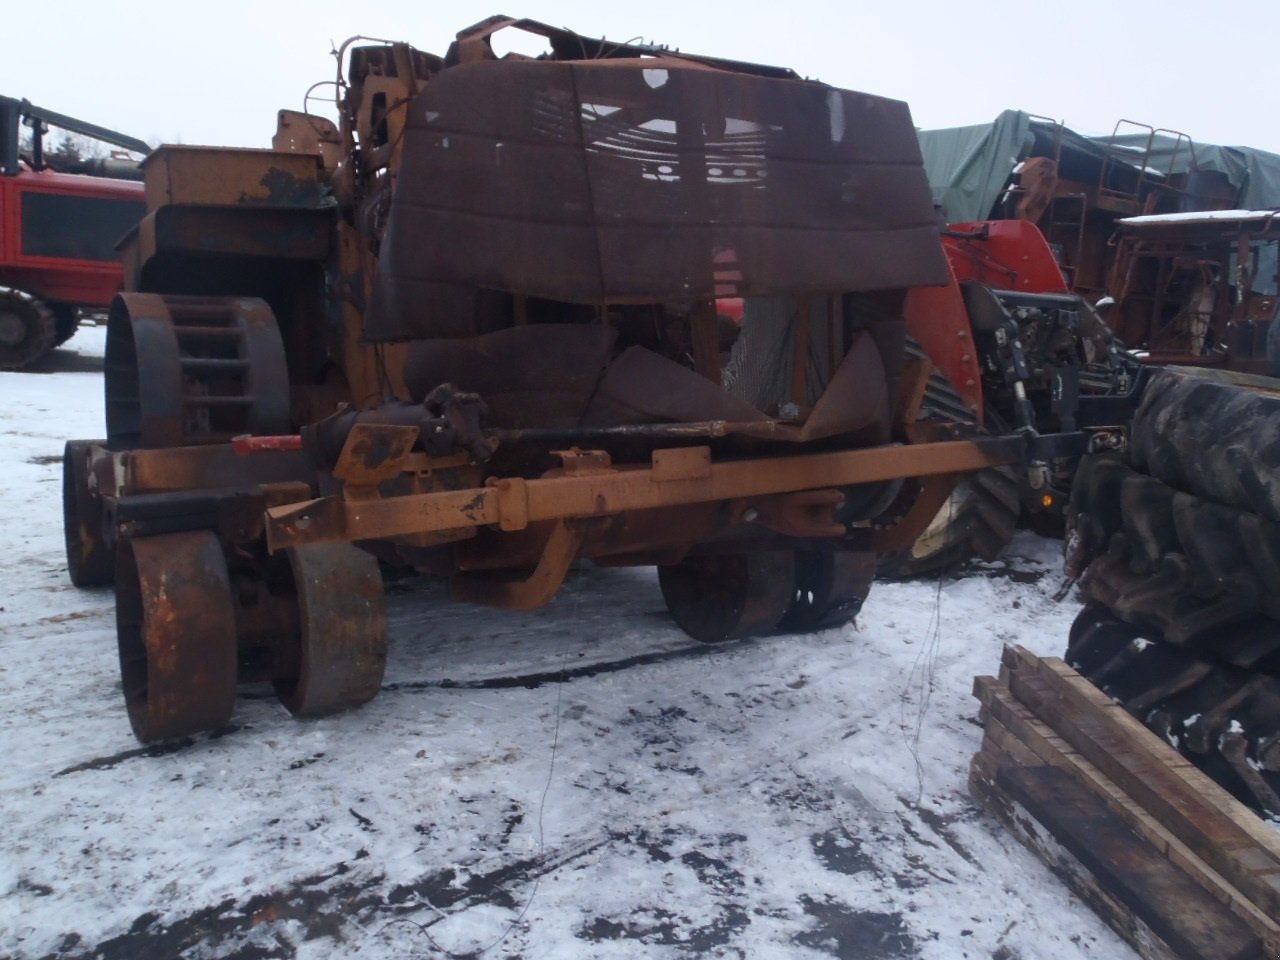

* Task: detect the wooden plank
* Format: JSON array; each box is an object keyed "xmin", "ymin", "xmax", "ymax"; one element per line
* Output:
[
  {"xmin": 974, "ymin": 676, "xmax": 1280, "ymax": 954},
  {"xmin": 997, "ymin": 764, "xmax": 1262, "ymax": 960},
  {"xmin": 1000, "ymin": 648, "xmax": 1280, "ymax": 920},
  {"xmin": 1026, "ymin": 650, "xmax": 1280, "ymax": 859},
  {"xmin": 971, "ymin": 753, "xmax": 1182, "ymax": 960}
]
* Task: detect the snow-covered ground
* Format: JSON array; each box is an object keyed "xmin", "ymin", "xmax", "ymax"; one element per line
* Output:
[{"xmin": 0, "ymin": 326, "xmax": 1135, "ymax": 959}]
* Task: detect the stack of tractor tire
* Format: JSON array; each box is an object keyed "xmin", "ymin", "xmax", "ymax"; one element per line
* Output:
[{"xmin": 1065, "ymin": 366, "xmax": 1280, "ymax": 816}]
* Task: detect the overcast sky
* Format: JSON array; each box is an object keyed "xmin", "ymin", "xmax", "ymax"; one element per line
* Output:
[{"xmin": 8, "ymin": 0, "xmax": 1278, "ymax": 156}]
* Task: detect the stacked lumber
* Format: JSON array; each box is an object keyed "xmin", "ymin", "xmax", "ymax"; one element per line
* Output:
[{"xmin": 972, "ymin": 645, "xmax": 1280, "ymax": 960}]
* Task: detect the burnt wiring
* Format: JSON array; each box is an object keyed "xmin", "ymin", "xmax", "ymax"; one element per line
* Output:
[
  {"xmin": 377, "ymin": 614, "xmax": 573, "ymax": 958},
  {"xmin": 590, "ymin": 35, "xmax": 646, "ymax": 60},
  {"xmin": 899, "ymin": 503, "xmax": 953, "ymax": 804}
]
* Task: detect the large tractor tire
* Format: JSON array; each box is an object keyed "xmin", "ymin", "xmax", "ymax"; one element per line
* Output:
[
  {"xmin": 1065, "ymin": 367, "xmax": 1280, "ymax": 815},
  {"xmin": 878, "ymin": 466, "xmax": 1022, "ymax": 577},
  {"xmin": 0, "ymin": 288, "xmax": 57, "ymax": 370},
  {"xmin": 879, "ymin": 346, "xmax": 1021, "ymax": 578}
]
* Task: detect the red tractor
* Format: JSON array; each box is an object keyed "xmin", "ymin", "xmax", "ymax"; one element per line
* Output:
[
  {"xmin": 0, "ymin": 97, "xmax": 148, "ymax": 369},
  {"xmin": 882, "ymin": 218, "xmax": 1124, "ymax": 574}
]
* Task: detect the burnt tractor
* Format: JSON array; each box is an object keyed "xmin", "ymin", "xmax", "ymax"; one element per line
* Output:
[
  {"xmin": 0, "ymin": 97, "xmax": 148, "ymax": 369},
  {"xmin": 64, "ymin": 17, "xmax": 1097, "ymax": 743}
]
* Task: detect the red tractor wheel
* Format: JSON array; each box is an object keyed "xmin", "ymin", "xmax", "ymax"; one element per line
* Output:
[{"xmin": 0, "ymin": 288, "xmax": 56, "ymax": 370}]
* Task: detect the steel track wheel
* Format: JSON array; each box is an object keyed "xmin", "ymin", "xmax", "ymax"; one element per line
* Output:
[
  {"xmin": 105, "ymin": 293, "xmax": 289, "ymax": 449},
  {"xmin": 274, "ymin": 543, "xmax": 388, "ymax": 718},
  {"xmin": 658, "ymin": 551, "xmax": 796, "ymax": 643},
  {"xmin": 0, "ymin": 287, "xmax": 56, "ymax": 370},
  {"xmin": 62, "ymin": 440, "xmax": 113, "ymax": 587},
  {"xmin": 778, "ymin": 550, "xmax": 875, "ymax": 633},
  {"xmin": 116, "ymin": 531, "xmax": 238, "ymax": 742}
]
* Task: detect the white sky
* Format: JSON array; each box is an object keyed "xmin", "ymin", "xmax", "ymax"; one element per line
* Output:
[{"xmin": 7, "ymin": 0, "xmax": 1279, "ymax": 155}]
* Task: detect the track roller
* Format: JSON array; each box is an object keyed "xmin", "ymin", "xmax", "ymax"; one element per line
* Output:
[
  {"xmin": 62, "ymin": 440, "xmax": 114, "ymax": 587},
  {"xmin": 116, "ymin": 531, "xmax": 238, "ymax": 742},
  {"xmin": 778, "ymin": 550, "xmax": 875, "ymax": 632},
  {"xmin": 105, "ymin": 293, "xmax": 290, "ymax": 449},
  {"xmin": 274, "ymin": 543, "xmax": 388, "ymax": 717},
  {"xmin": 659, "ymin": 551, "xmax": 796, "ymax": 643}
]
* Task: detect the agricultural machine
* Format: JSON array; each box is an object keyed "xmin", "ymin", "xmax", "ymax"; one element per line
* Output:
[
  {"xmin": 0, "ymin": 97, "xmax": 148, "ymax": 369},
  {"xmin": 59, "ymin": 18, "xmax": 1277, "ymax": 816},
  {"xmin": 63, "ymin": 16, "xmax": 1107, "ymax": 743}
]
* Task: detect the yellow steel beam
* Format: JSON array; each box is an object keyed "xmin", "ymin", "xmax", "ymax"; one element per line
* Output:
[{"xmin": 265, "ymin": 437, "xmax": 1023, "ymax": 553}]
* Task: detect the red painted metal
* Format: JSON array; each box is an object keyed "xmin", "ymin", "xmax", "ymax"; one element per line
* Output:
[
  {"xmin": 903, "ymin": 264, "xmax": 985, "ymax": 423},
  {"xmin": 944, "ymin": 220, "xmax": 1069, "ymax": 294},
  {"xmin": 0, "ymin": 168, "xmax": 144, "ymax": 306},
  {"xmin": 232, "ymin": 435, "xmax": 305, "ymax": 455},
  {"xmin": 903, "ymin": 220, "xmax": 1071, "ymax": 426}
]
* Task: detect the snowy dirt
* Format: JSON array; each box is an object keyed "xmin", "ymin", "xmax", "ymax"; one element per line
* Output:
[{"xmin": 0, "ymin": 326, "xmax": 1136, "ymax": 960}]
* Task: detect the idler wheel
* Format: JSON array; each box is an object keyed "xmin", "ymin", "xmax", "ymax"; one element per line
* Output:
[
  {"xmin": 116, "ymin": 531, "xmax": 238, "ymax": 741},
  {"xmin": 274, "ymin": 543, "xmax": 388, "ymax": 717},
  {"xmin": 658, "ymin": 551, "xmax": 796, "ymax": 643},
  {"xmin": 778, "ymin": 550, "xmax": 875, "ymax": 633},
  {"xmin": 62, "ymin": 440, "xmax": 114, "ymax": 587}
]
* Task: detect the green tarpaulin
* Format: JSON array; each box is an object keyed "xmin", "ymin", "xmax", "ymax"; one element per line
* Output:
[{"xmin": 918, "ymin": 112, "xmax": 1280, "ymax": 221}]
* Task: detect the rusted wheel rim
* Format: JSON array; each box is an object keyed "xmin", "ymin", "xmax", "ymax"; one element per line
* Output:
[
  {"xmin": 275, "ymin": 543, "xmax": 388, "ymax": 717},
  {"xmin": 658, "ymin": 551, "xmax": 796, "ymax": 643},
  {"xmin": 116, "ymin": 531, "xmax": 238, "ymax": 741}
]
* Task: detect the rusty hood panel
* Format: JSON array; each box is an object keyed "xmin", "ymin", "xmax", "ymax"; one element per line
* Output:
[{"xmin": 370, "ymin": 58, "xmax": 947, "ymax": 340}]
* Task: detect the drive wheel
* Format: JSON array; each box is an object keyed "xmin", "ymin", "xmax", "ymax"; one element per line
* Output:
[
  {"xmin": 274, "ymin": 543, "xmax": 388, "ymax": 717},
  {"xmin": 778, "ymin": 550, "xmax": 875, "ymax": 633},
  {"xmin": 63, "ymin": 440, "xmax": 114, "ymax": 587},
  {"xmin": 0, "ymin": 289, "xmax": 56, "ymax": 370},
  {"xmin": 116, "ymin": 531, "xmax": 238, "ymax": 742},
  {"xmin": 658, "ymin": 551, "xmax": 796, "ymax": 643}
]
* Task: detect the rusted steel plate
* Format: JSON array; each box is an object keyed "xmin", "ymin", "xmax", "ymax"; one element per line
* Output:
[
  {"xmin": 120, "ymin": 444, "xmax": 312, "ymax": 494},
  {"xmin": 404, "ymin": 324, "xmax": 618, "ymax": 429},
  {"xmin": 115, "ymin": 531, "xmax": 237, "ymax": 741},
  {"xmin": 151, "ymin": 206, "xmax": 333, "ymax": 261},
  {"xmin": 142, "ymin": 146, "xmax": 326, "ymax": 209},
  {"xmin": 371, "ymin": 59, "xmax": 947, "ymax": 338},
  {"xmin": 265, "ymin": 436, "xmax": 1024, "ymax": 551}
]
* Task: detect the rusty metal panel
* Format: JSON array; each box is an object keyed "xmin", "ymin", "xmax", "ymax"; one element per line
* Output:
[
  {"xmin": 151, "ymin": 206, "xmax": 333, "ymax": 261},
  {"xmin": 404, "ymin": 324, "xmax": 618, "ymax": 428},
  {"xmin": 370, "ymin": 59, "xmax": 948, "ymax": 339},
  {"xmin": 142, "ymin": 146, "xmax": 326, "ymax": 209}
]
